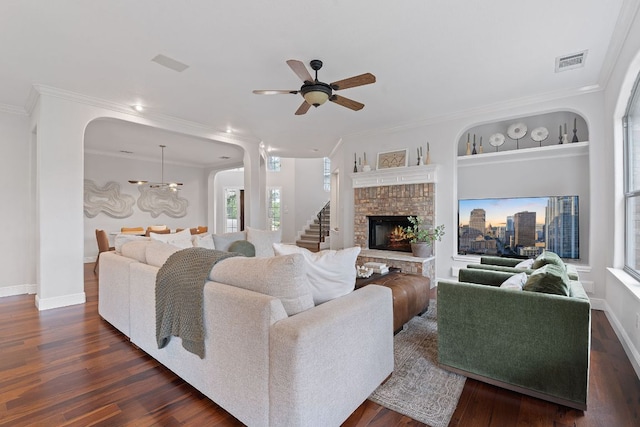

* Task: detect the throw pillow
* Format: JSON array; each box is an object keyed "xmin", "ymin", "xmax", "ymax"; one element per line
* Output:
[
  {"xmin": 523, "ymin": 264, "xmax": 571, "ymax": 296},
  {"xmin": 499, "ymin": 272, "xmax": 528, "ymax": 290},
  {"xmin": 209, "ymin": 253, "xmax": 314, "ymax": 316},
  {"xmin": 532, "ymin": 250, "xmax": 565, "ymax": 270},
  {"xmin": 515, "ymin": 258, "xmax": 534, "ymax": 269},
  {"xmin": 192, "ymin": 233, "xmax": 215, "ymax": 249},
  {"xmin": 114, "ymin": 234, "xmax": 148, "ymax": 253},
  {"xmin": 228, "ymin": 240, "xmax": 256, "ymax": 257},
  {"xmin": 120, "ymin": 240, "xmax": 152, "ymax": 263},
  {"xmin": 246, "ymin": 227, "xmax": 282, "ymax": 257},
  {"xmin": 145, "ymin": 240, "xmax": 182, "ymax": 268},
  {"xmin": 212, "ymin": 231, "xmax": 247, "ymax": 252},
  {"xmin": 273, "ymin": 243, "xmax": 361, "ymax": 305},
  {"xmin": 150, "ymin": 228, "xmax": 193, "ymax": 249}
]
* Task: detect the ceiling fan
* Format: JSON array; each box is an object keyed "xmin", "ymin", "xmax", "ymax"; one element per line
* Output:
[
  {"xmin": 128, "ymin": 145, "xmax": 183, "ymax": 191},
  {"xmin": 253, "ymin": 59, "xmax": 376, "ymax": 115}
]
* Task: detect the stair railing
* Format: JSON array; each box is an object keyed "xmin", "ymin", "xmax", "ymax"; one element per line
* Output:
[{"xmin": 317, "ymin": 201, "xmax": 330, "ymax": 244}]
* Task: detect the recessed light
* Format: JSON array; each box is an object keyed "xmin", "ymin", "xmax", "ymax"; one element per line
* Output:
[
  {"xmin": 226, "ymin": 128, "xmax": 232, "ymax": 133},
  {"xmin": 132, "ymin": 104, "xmax": 144, "ymax": 112}
]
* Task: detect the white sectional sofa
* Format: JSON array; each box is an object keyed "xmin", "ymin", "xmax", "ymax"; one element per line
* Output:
[{"xmin": 98, "ymin": 239, "xmax": 394, "ymax": 426}]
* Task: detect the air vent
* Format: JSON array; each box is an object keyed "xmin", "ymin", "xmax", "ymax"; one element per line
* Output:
[
  {"xmin": 555, "ymin": 50, "xmax": 588, "ymax": 72},
  {"xmin": 151, "ymin": 54, "xmax": 189, "ymax": 72},
  {"xmin": 119, "ymin": 150, "xmax": 134, "ymax": 154}
]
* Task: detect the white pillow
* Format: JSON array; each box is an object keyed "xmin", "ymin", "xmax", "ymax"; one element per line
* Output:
[
  {"xmin": 192, "ymin": 233, "xmax": 215, "ymax": 249},
  {"xmin": 150, "ymin": 228, "xmax": 192, "ymax": 249},
  {"xmin": 515, "ymin": 258, "xmax": 534, "ymax": 269},
  {"xmin": 145, "ymin": 240, "xmax": 182, "ymax": 268},
  {"xmin": 114, "ymin": 234, "xmax": 149, "ymax": 253},
  {"xmin": 212, "ymin": 231, "xmax": 247, "ymax": 252},
  {"xmin": 500, "ymin": 272, "xmax": 528, "ymax": 290},
  {"xmin": 273, "ymin": 243, "xmax": 361, "ymax": 304},
  {"xmin": 247, "ymin": 227, "xmax": 282, "ymax": 257},
  {"xmin": 210, "ymin": 254, "xmax": 314, "ymax": 316}
]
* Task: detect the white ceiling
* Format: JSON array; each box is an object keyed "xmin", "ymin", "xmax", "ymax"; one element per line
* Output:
[{"xmin": 0, "ymin": 0, "xmax": 633, "ymax": 162}]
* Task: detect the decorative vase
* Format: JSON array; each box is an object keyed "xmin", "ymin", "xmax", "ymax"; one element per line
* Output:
[{"xmin": 410, "ymin": 242, "xmax": 433, "ymax": 258}]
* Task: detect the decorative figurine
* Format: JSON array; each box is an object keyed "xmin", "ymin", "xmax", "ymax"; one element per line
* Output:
[
  {"xmin": 353, "ymin": 153, "xmax": 358, "ymax": 172},
  {"xmin": 472, "ymin": 134, "xmax": 477, "ymax": 155},
  {"xmin": 558, "ymin": 125, "xmax": 563, "ymax": 144},
  {"xmin": 426, "ymin": 142, "xmax": 431, "ymax": 165},
  {"xmin": 562, "ymin": 123, "xmax": 569, "ymax": 144},
  {"xmin": 572, "ymin": 117, "xmax": 579, "ymax": 143},
  {"xmin": 466, "ymin": 133, "xmax": 471, "ymax": 155},
  {"xmin": 479, "ymin": 136, "xmax": 483, "ymax": 154}
]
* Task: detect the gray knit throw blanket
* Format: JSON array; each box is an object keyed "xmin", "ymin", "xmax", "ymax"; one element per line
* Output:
[{"xmin": 156, "ymin": 247, "xmax": 240, "ymax": 358}]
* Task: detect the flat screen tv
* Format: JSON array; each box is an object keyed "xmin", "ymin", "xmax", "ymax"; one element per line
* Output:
[{"xmin": 458, "ymin": 196, "xmax": 579, "ymax": 259}]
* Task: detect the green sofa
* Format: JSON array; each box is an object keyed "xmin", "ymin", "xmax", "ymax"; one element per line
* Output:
[
  {"xmin": 437, "ymin": 268, "xmax": 591, "ymax": 410},
  {"xmin": 466, "ymin": 255, "xmax": 580, "ymax": 280}
]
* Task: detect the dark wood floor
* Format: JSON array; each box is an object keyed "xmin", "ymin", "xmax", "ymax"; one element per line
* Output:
[{"xmin": 0, "ymin": 264, "xmax": 639, "ymax": 426}]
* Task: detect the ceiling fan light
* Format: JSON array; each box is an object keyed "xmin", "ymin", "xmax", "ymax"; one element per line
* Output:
[{"xmin": 301, "ymin": 82, "xmax": 332, "ymax": 107}]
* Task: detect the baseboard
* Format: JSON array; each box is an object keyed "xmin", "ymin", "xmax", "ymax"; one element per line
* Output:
[
  {"xmin": 0, "ymin": 284, "xmax": 38, "ymax": 298},
  {"xmin": 84, "ymin": 256, "xmax": 97, "ymax": 263},
  {"xmin": 599, "ymin": 300, "xmax": 640, "ymax": 380},
  {"xmin": 35, "ymin": 292, "xmax": 86, "ymax": 311}
]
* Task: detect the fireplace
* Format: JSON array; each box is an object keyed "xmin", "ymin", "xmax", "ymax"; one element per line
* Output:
[{"xmin": 368, "ymin": 216, "xmax": 413, "ymax": 252}]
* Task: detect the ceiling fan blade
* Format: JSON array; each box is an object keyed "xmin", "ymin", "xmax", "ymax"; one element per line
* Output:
[
  {"xmin": 330, "ymin": 95, "xmax": 364, "ymax": 111},
  {"xmin": 253, "ymin": 89, "xmax": 299, "ymax": 95},
  {"xmin": 330, "ymin": 73, "xmax": 376, "ymax": 90},
  {"xmin": 295, "ymin": 101, "xmax": 311, "ymax": 115},
  {"xmin": 287, "ymin": 59, "xmax": 313, "ymax": 83}
]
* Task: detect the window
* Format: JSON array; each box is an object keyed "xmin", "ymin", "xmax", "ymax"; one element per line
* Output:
[
  {"xmin": 323, "ymin": 157, "xmax": 331, "ymax": 192},
  {"xmin": 225, "ymin": 188, "xmax": 239, "ymax": 232},
  {"xmin": 624, "ymin": 71, "xmax": 640, "ymax": 280},
  {"xmin": 267, "ymin": 187, "xmax": 281, "ymax": 231},
  {"xmin": 267, "ymin": 156, "xmax": 281, "ymax": 172}
]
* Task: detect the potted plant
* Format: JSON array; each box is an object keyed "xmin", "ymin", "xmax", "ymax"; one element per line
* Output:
[{"xmin": 402, "ymin": 216, "xmax": 445, "ymax": 258}]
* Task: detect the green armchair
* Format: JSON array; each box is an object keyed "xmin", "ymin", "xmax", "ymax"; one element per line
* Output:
[{"xmin": 437, "ymin": 268, "xmax": 591, "ymax": 410}]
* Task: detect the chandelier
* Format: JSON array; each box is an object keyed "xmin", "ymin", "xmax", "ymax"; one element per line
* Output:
[{"xmin": 129, "ymin": 145, "xmax": 182, "ymax": 191}]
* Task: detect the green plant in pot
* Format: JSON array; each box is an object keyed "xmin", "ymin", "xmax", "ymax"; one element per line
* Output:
[{"xmin": 403, "ymin": 216, "xmax": 445, "ymax": 258}]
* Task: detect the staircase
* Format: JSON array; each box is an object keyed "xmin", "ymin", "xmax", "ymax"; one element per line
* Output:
[{"xmin": 296, "ymin": 202, "xmax": 330, "ymax": 252}]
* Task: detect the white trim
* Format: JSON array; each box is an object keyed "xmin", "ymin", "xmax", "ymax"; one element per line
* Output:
[
  {"xmin": 458, "ymin": 141, "xmax": 589, "ymax": 167},
  {"xmin": 351, "ymin": 164, "xmax": 438, "ymax": 188},
  {"xmin": 600, "ymin": 299, "xmax": 640, "ymax": 380},
  {"xmin": 0, "ymin": 102, "xmax": 27, "ymax": 115},
  {"xmin": 0, "ymin": 284, "xmax": 38, "ymax": 298},
  {"xmin": 35, "ymin": 292, "xmax": 86, "ymax": 311}
]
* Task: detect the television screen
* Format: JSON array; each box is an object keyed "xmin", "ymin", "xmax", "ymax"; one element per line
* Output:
[{"xmin": 458, "ymin": 196, "xmax": 579, "ymax": 259}]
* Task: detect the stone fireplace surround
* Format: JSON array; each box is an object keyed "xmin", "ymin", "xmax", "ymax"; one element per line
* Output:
[{"xmin": 351, "ymin": 166, "xmax": 437, "ymax": 279}]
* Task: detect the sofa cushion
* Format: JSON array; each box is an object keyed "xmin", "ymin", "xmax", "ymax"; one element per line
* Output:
[
  {"xmin": 247, "ymin": 227, "xmax": 282, "ymax": 257},
  {"xmin": 228, "ymin": 240, "xmax": 256, "ymax": 257},
  {"xmin": 532, "ymin": 251, "xmax": 565, "ymax": 270},
  {"xmin": 150, "ymin": 228, "xmax": 193, "ymax": 249},
  {"xmin": 523, "ymin": 264, "xmax": 571, "ymax": 296},
  {"xmin": 273, "ymin": 243, "xmax": 360, "ymax": 305},
  {"xmin": 209, "ymin": 253, "xmax": 314, "ymax": 316},
  {"xmin": 145, "ymin": 240, "xmax": 182, "ymax": 268},
  {"xmin": 500, "ymin": 272, "xmax": 527, "ymax": 290},
  {"xmin": 192, "ymin": 233, "xmax": 215, "ymax": 249},
  {"xmin": 114, "ymin": 234, "xmax": 148, "ymax": 253},
  {"xmin": 212, "ymin": 231, "xmax": 247, "ymax": 252},
  {"xmin": 120, "ymin": 240, "xmax": 152, "ymax": 263},
  {"xmin": 515, "ymin": 258, "xmax": 534, "ymax": 269}
]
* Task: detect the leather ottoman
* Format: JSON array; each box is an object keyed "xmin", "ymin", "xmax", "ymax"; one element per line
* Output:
[{"xmin": 356, "ymin": 270, "xmax": 430, "ymax": 333}]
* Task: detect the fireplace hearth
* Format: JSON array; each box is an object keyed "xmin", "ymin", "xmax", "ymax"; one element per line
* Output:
[{"xmin": 368, "ymin": 216, "xmax": 413, "ymax": 252}]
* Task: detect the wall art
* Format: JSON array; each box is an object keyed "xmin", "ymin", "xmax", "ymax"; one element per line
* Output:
[
  {"xmin": 377, "ymin": 149, "xmax": 408, "ymax": 169},
  {"xmin": 137, "ymin": 186, "xmax": 188, "ymax": 218},
  {"xmin": 83, "ymin": 179, "xmax": 136, "ymax": 218}
]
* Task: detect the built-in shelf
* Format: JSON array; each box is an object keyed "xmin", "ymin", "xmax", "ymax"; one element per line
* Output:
[
  {"xmin": 350, "ymin": 164, "xmax": 438, "ymax": 188},
  {"xmin": 457, "ymin": 141, "xmax": 589, "ymax": 167}
]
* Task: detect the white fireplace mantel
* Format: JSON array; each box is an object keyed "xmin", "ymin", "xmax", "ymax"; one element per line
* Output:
[{"xmin": 350, "ymin": 164, "xmax": 438, "ymax": 188}]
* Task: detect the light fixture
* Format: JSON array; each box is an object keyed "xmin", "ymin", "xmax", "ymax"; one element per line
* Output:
[
  {"xmin": 128, "ymin": 145, "xmax": 183, "ymax": 192},
  {"xmin": 132, "ymin": 104, "xmax": 144, "ymax": 112},
  {"xmin": 301, "ymin": 82, "xmax": 332, "ymax": 106}
]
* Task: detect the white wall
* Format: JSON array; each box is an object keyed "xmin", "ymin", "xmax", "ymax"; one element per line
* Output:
[
  {"xmin": 0, "ymin": 109, "xmax": 35, "ymax": 296},
  {"xmin": 83, "ymin": 152, "xmax": 209, "ymax": 259},
  {"xmin": 602, "ymin": 4, "xmax": 640, "ymax": 377}
]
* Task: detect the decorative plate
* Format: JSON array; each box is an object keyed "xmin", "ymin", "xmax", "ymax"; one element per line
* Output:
[
  {"xmin": 488, "ymin": 133, "xmax": 505, "ymax": 147},
  {"xmin": 507, "ymin": 122, "xmax": 528, "ymax": 140},
  {"xmin": 530, "ymin": 127, "xmax": 549, "ymax": 142}
]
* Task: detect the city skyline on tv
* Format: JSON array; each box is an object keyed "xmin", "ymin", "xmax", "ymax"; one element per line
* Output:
[{"xmin": 459, "ymin": 197, "xmax": 549, "ymax": 226}]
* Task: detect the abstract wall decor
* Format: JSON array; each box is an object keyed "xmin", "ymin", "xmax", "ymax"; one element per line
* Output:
[
  {"xmin": 136, "ymin": 186, "xmax": 188, "ymax": 218},
  {"xmin": 84, "ymin": 179, "xmax": 136, "ymax": 218}
]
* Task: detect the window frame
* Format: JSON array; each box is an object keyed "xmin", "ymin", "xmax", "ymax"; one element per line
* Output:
[{"xmin": 623, "ymin": 70, "xmax": 640, "ymax": 281}]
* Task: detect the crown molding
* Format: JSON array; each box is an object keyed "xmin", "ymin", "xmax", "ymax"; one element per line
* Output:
[
  {"xmin": 28, "ymin": 84, "xmax": 260, "ymax": 147},
  {"xmin": 598, "ymin": 0, "xmax": 640, "ymax": 90},
  {"xmin": 0, "ymin": 102, "xmax": 27, "ymax": 116}
]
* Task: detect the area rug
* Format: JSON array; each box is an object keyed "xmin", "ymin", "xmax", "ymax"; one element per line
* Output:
[{"xmin": 369, "ymin": 301, "xmax": 466, "ymax": 427}]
